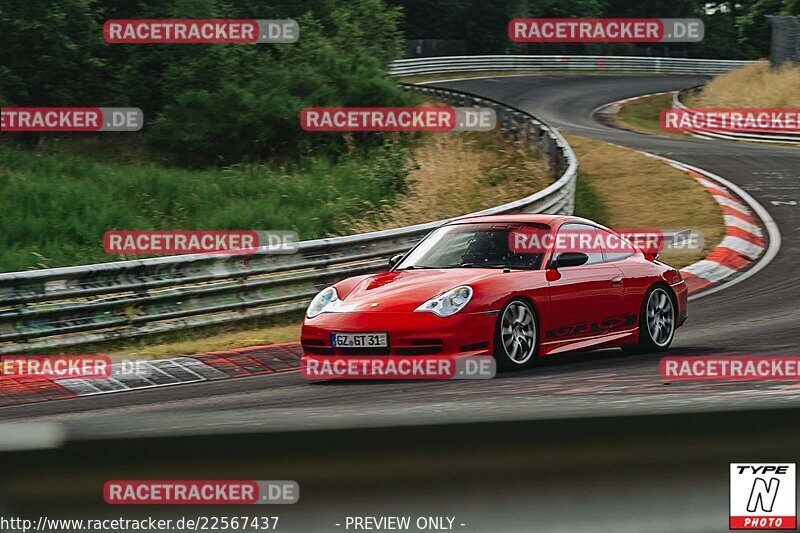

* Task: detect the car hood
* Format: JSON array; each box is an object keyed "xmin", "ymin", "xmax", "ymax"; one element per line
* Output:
[{"xmin": 334, "ymin": 269, "xmax": 501, "ymax": 313}]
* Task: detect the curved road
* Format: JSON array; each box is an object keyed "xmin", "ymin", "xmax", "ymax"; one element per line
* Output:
[{"xmin": 1, "ymin": 75, "xmax": 798, "ymax": 438}]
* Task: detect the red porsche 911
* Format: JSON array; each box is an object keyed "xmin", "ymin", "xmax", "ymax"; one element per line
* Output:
[{"xmin": 301, "ymin": 214, "xmax": 688, "ymax": 370}]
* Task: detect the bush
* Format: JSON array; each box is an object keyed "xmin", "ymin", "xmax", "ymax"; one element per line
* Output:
[{"xmin": 0, "ymin": 0, "xmax": 409, "ymax": 166}]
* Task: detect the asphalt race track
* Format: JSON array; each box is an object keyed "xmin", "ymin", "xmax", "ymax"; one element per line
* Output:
[{"xmin": 1, "ymin": 75, "xmax": 798, "ymax": 437}]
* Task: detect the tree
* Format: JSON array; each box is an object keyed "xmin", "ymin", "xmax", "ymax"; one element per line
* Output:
[{"xmin": 0, "ymin": 0, "xmax": 107, "ymax": 105}]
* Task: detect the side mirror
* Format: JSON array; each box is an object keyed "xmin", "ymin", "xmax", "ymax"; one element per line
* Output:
[
  {"xmin": 388, "ymin": 254, "xmax": 404, "ymax": 270},
  {"xmin": 550, "ymin": 252, "xmax": 589, "ymax": 269}
]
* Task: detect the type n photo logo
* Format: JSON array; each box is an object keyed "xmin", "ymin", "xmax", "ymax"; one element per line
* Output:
[{"xmin": 730, "ymin": 463, "xmax": 796, "ymax": 530}]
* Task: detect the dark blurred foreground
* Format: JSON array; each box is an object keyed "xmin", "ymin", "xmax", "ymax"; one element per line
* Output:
[{"xmin": 1, "ymin": 407, "xmax": 798, "ymax": 532}]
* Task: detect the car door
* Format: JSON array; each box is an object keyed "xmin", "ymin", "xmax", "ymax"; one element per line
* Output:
[
  {"xmin": 596, "ymin": 227, "xmax": 642, "ymax": 329},
  {"xmin": 544, "ymin": 223, "xmax": 625, "ymax": 344}
]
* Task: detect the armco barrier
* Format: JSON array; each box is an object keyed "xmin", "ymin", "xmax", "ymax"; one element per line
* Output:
[
  {"xmin": 673, "ymin": 89, "xmax": 800, "ymax": 144},
  {"xmin": 389, "ymin": 55, "xmax": 754, "ymax": 77},
  {"xmin": 0, "ymin": 84, "xmax": 577, "ymax": 354}
]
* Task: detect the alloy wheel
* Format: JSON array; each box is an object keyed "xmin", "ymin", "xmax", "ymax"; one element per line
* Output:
[{"xmin": 500, "ymin": 301, "xmax": 537, "ymax": 364}]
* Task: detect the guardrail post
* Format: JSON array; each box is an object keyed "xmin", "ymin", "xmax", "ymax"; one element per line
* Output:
[
  {"xmin": 548, "ymin": 136, "xmax": 558, "ymax": 172},
  {"xmin": 511, "ymin": 112, "xmax": 525, "ymax": 141}
]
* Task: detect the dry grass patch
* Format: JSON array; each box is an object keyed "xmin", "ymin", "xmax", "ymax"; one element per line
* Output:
[
  {"xmin": 687, "ymin": 61, "xmax": 800, "ymax": 108},
  {"xmin": 567, "ymin": 135, "xmax": 725, "ymax": 269},
  {"xmin": 344, "ymin": 130, "xmax": 551, "ymax": 233}
]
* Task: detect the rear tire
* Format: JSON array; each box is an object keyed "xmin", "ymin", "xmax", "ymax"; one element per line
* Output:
[
  {"xmin": 623, "ymin": 285, "xmax": 676, "ymax": 354},
  {"xmin": 494, "ymin": 299, "xmax": 538, "ymax": 371}
]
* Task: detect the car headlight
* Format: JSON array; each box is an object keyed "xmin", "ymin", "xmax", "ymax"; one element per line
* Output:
[
  {"xmin": 415, "ymin": 286, "xmax": 473, "ymax": 317},
  {"xmin": 306, "ymin": 287, "xmax": 339, "ymax": 318}
]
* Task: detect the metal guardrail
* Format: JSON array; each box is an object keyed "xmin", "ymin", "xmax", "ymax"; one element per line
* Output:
[
  {"xmin": 0, "ymin": 84, "xmax": 578, "ymax": 354},
  {"xmin": 673, "ymin": 89, "xmax": 800, "ymax": 144},
  {"xmin": 390, "ymin": 55, "xmax": 754, "ymax": 77}
]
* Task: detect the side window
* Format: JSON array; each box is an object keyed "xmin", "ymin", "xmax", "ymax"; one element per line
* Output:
[
  {"xmin": 555, "ymin": 223, "xmax": 604, "ymax": 265},
  {"xmin": 599, "ymin": 228, "xmax": 635, "ymax": 262}
]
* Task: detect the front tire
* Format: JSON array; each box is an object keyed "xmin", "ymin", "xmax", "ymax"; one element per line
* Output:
[
  {"xmin": 494, "ymin": 299, "xmax": 538, "ymax": 370},
  {"xmin": 624, "ymin": 285, "xmax": 676, "ymax": 354}
]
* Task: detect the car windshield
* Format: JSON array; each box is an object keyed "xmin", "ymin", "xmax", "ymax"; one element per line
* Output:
[{"xmin": 396, "ymin": 223, "xmax": 548, "ymax": 270}]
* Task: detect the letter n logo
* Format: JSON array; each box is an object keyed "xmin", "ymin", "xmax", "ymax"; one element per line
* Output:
[{"xmin": 747, "ymin": 477, "xmax": 779, "ymax": 512}]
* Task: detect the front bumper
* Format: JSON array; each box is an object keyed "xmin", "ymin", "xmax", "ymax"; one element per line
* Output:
[{"xmin": 301, "ymin": 310, "xmax": 497, "ymax": 357}]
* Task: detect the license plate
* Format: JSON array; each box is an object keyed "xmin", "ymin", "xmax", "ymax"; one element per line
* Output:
[{"xmin": 332, "ymin": 333, "xmax": 388, "ymax": 348}]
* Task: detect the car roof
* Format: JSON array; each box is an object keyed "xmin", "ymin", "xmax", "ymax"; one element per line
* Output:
[{"xmin": 445, "ymin": 214, "xmax": 600, "ymax": 227}]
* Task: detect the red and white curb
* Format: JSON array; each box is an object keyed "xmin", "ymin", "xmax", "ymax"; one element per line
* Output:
[
  {"xmin": 679, "ymin": 169, "xmax": 765, "ymax": 291},
  {"xmin": 643, "ymin": 155, "xmax": 780, "ymax": 299}
]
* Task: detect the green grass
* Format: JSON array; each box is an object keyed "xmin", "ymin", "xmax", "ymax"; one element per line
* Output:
[{"xmin": 0, "ymin": 137, "xmax": 410, "ymax": 272}]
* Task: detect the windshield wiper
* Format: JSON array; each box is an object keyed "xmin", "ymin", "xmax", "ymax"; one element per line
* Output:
[
  {"xmin": 455, "ymin": 262, "xmax": 520, "ymax": 269},
  {"xmin": 400, "ymin": 265, "xmax": 440, "ymax": 270},
  {"xmin": 436, "ymin": 262, "xmax": 496, "ymax": 268}
]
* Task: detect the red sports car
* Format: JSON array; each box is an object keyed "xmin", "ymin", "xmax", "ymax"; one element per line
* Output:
[{"xmin": 301, "ymin": 214, "xmax": 688, "ymax": 370}]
